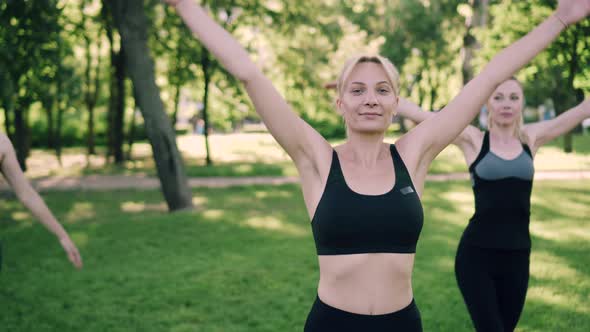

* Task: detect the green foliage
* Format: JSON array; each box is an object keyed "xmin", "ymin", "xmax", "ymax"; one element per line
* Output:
[
  {"xmin": 0, "ymin": 0, "xmax": 64, "ymax": 118},
  {"xmin": 474, "ymin": 0, "xmax": 590, "ymax": 110},
  {"xmin": 2, "ymin": 0, "xmax": 588, "ymax": 148}
]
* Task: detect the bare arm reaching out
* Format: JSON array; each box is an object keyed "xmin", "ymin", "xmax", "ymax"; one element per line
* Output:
[
  {"xmin": 166, "ymin": 0, "xmax": 331, "ymax": 174},
  {"xmin": 0, "ymin": 134, "xmax": 82, "ymax": 269},
  {"xmin": 524, "ymin": 99, "xmax": 590, "ymax": 154},
  {"xmin": 396, "ymin": 0, "xmax": 590, "ymax": 181}
]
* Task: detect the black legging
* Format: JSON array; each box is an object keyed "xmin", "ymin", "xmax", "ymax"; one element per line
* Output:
[
  {"xmin": 304, "ymin": 295, "xmax": 422, "ymax": 332},
  {"xmin": 455, "ymin": 239, "xmax": 530, "ymax": 332}
]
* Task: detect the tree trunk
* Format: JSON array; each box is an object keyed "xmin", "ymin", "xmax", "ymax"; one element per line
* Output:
[
  {"xmin": 563, "ymin": 29, "xmax": 580, "ymax": 153},
  {"xmin": 428, "ymin": 72, "xmax": 438, "ymax": 112},
  {"xmin": 462, "ymin": 0, "xmax": 489, "ymax": 127},
  {"xmin": 13, "ymin": 107, "xmax": 27, "ymax": 171},
  {"xmin": 109, "ymin": 0, "xmax": 193, "ymax": 211},
  {"xmin": 113, "ymin": 45, "xmax": 126, "ymax": 164},
  {"xmin": 2, "ymin": 72, "xmax": 16, "ymax": 140},
  {"xmin": 399, "ymin": 71, "xmax": 423, "ymax": 134},
  {"xmin": 429, "ymin": 87, "xmax": 437, "ymax": 113},
  {"xmin": 84, "ymin": 34, "xmax": 94, "ymax": 155},
  {"xmin": 54, "ymin": 74, "xmax": 64, "ymax": 165},
  {"xmin": 87, "ymin": 104, "xmax": 96, "ymax": 155},
  {"xmin": 563, "ymin": 134, "xmax": 573, "ymax": 153},
  {"xmin": 40, "ymin": 90, "xmax": 55, "ymax": 150},
  {"xmin": 170, "ymin": 49, "xmax": 182, "ymax": 126},
  {"xmin": 103, "ymin": 1, "xmax": 116, "ymax": 163},
  {"xmin": 127, "ymin": 84, "xmax": 142, "ymax": 161},
  {"xmin": 461, "ymin": 0, "xmax": 489, "ymax": 86},
  {"xmin": 106, "ymin": 38, "xmax": 115, "ymax": 160},
  {"xmin": 55, "ymin": 110, "xmax": 64, "ymax": 166},
  {"xmin": 85, "ymin": 34, "xmax": 102, "ymax": 156},
  {"xmin": 3, "ymin": 107, "xmax": 12, "ymax": 139},
  {"xmin": 171, "ymin": 82, "xmax": 181, "ymax": 128},
  {"xmin": 3, "ymin": 98, "xmax": 14, "ymax": 140},
  {"xmin": 46, "ymin": 99, "xmax": 55, "ymax": 149},
  {"xmin": 201, "ymin": 49, "xmax": 212, "ymax": 166},
  {"xmin": 13, "ymin": 89, "xmax": 32, "ymax": 170},
  {"xmin": 126, "ymin": 109, "xmax": 137, "ymax": 161}
]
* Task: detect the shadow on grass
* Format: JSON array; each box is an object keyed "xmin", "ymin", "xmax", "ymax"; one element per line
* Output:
[
  {"xmin": 0, "ymin": 186, "xmax": 315, "ymax": 332},
  {"xmin": 1, "ymin": 181, "xmax": 588, "ymax": 331},
  {"xmin": 76, "ymin": 157, "xmax": 295, "ymax": 178}
]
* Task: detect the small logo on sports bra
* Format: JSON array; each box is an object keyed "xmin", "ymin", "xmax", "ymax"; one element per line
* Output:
[{"xmin": 400, "ymin": 186, "xmax": 414, "ymax": 195}]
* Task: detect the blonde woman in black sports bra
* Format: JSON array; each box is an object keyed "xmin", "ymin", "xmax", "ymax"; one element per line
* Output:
[{"xmin": 164, "ymin": 0, "xmax": 589, "ymax": 330}]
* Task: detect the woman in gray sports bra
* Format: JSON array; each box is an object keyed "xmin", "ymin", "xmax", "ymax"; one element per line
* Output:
[{"xmin": 397, "ymin": 78, "xmax": 590, "ymax": 331}]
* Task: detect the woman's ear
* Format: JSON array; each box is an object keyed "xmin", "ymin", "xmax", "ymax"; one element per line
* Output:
[
  {"xmin": 391, "ymin": 96, "xmax": 399, "ymax": 117},
  {"xmin": 336, "ymin": 98, "xmax": 344, "ymax": 115}
]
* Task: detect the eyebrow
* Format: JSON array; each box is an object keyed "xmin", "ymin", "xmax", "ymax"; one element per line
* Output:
[{"xmin": 350, "ymin": 81, "xmax": 390, "ymax": 85}]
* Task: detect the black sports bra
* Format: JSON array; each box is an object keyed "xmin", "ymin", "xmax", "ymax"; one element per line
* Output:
[{"xmin": 311, "ymin": 145, "xmax": 424, "ymax": 255}]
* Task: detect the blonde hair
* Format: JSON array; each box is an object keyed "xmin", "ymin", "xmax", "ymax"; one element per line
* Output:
[
  {"xmin": 487, "ymin": 77, "xmax": 528, "ymax": 143},
  {"xmin": 336, "ymin": 55, "xmax": 400, "ymax": 99}
]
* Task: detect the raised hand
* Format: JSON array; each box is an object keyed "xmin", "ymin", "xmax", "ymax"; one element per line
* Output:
[{"xmin": 556, "ymin": 0, "xmax": 590, "ymax": 26}]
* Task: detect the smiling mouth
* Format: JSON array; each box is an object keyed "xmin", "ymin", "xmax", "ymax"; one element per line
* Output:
[{"xmin": 359, "ymin": 113, "xmax": 382, "ymax": 116}]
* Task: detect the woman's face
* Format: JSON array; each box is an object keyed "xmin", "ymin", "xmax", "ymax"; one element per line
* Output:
[
  {"xmin": 487, "ymin": 79, "xmax": 524, "ymax": 128},
  {"xmin": 337, "ymin": 62, "xmax": 398, "ymax": 135}
]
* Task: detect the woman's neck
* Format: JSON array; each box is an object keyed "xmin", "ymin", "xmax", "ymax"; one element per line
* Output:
[
  {"xmin": 342, "ymin": 131, "xmax": 388, "ymax": 168},
  {"xmin": 490, "ymin": 123, "xmax": 518, "ymax": 143}
]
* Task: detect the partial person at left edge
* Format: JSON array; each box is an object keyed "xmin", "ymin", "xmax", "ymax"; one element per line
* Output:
[{"xmin": 0, "ymin": 133, "xmax": 83, "ymax": 271}]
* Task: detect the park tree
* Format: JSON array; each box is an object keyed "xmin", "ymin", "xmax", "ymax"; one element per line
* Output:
[
  {"xmin": 107, "ymin": 0, "xmax": 193, "ymax": 211},
  {"xmin": 101, "ymin": 0, "xmax": 128, "ymax": 164},
  {"xmin": 77, "ymin": 0, "xmax": 105, "ymax": 156},
  {"xmin": 0, "ymin": 0, "xmax": 69, "ymax": 170},
  {"xmin": 151, "ymin": 2, "xmax": 255, "ymax": 166}
]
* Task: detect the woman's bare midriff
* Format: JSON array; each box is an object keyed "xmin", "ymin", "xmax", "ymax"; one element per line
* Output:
[{"xmin": 317, "ymin": 253, "xmax": 415, "ymax": 315}]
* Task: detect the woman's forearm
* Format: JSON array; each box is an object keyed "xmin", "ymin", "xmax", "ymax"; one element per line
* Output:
[
  {"xmin": 423, "ymin": 13, "xmax": 567, "ymax": 158},
  {"xmin": 480, "ymin": 15, "xmax": 564, "ymax": 85},
  {"xmin": 18, "ymin": 187, "xmax": 69, "ymax": 240}
]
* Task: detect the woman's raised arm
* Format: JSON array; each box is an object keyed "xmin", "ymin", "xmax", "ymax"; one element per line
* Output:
[
  {"xmin": 400, "ymin": 0, "xmax": 589, "ymax": 172},
  {"xmin": 166, "ymin": 0, "xmax": 331, "ymax": 170}
]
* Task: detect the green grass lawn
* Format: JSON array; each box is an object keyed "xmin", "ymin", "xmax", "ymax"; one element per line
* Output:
[
  {"xmin": 1, "ymin": 180, "xmax": 589, "ymax": 331},
  {"xmin": 23, "ymin": 132, "xmax": 590, "ymax": 179}
]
